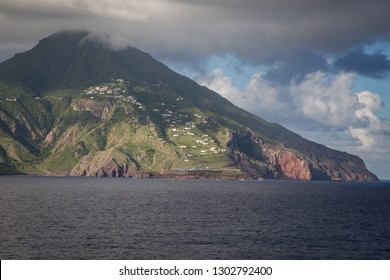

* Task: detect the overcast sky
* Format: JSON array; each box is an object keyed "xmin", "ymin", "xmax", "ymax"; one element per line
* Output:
[{"xmin": 0, "ymin": 0, "xmax": 389, "ymax": 178}]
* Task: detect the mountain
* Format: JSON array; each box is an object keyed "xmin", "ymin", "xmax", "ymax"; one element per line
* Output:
[{"xmin": 0, "ymin": 31, "xmax": 378, "ymax": 180}]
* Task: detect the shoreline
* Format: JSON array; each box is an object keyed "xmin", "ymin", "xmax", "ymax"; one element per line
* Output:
[{"xmin": 0, "ymin": 172, "xmax": 383, "ymax": 182}]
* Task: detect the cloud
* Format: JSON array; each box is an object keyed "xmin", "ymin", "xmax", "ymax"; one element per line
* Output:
[
  {"xmin": 264, "ymin": 50, "xmax": 329, "ymax": 85},
  {"xmin": 290, "ymin": 72, "xmax": 359, "ymax": 128},
  {"xmin": 335, "ymin": 49, "xmax": 390, "ymax": 78},
  {"xmin": 1, "ymin": 0, "xmax": 390, "ymax": 65},
  {"xmin": 287, "ymin": 73, "xmax": 389, "ymax": 154},
  {"xmin": 350, "ymin": 91, "xmax": 388, "ymax": 149},
  {"xmin": 0, "ymin": 0, "xmax": 155, "ymax": 20},
  {"xmin": 199, "ymin": 69, "xmax": 291, "ymax": 122},
  {"xmin": 1, "ymin": 0, "xmax": 390, "ymax": 91}
]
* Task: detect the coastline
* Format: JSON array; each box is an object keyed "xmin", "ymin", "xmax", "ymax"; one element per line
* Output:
[{"xmin": 0, "ymin": 171, "xmax": 383, "ymax": 182}]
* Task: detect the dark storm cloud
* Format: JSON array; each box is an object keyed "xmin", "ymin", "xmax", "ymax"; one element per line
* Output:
[
  {"xmin": 1, "ymin": 0, "xmax": 390, "ymax": 76},
  {"xmin": 264, "ymin": 50, "xmax": 329, "ymax": 85},
  {"xmin": 334, "ymin": 49, "xmax": 390, "ymax": 78},
  {"xmin": 0, "ymin": 0, "xmax": 90, "ymax": 19}
]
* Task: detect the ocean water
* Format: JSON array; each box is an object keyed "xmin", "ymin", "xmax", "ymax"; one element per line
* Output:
[{"xmin": 0, "ymin": 176, "xmax": 389, "ymax": 259}]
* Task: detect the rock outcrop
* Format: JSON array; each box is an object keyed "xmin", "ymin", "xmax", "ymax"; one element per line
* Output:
[
  {"xmin": 227, "ymin": 130, "xmax": 378, "ymax": 181},
  {"xmin": 72, "ymin": 99, "xmax": 112, "ymax": 119},
  {"xmin": 70, "ymin": 155, "xmax": 133, "ymax": 177}
]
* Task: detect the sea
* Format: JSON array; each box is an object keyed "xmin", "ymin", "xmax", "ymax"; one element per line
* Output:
[{"xmin": 0, "ymin": 176, "xmax": 389, "ymax": 260}]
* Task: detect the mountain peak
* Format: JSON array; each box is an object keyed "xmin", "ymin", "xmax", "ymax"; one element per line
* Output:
[
  {"xmin": 41, "ymin": 30, "xmax": 120, "ymax": 51},
  {"xmin": 0, "ymin": 30, "xmax": 151, "ymax": 93},
  {"xmin": 0, "ymin": 32, "xmax": 378, "ymax": 181}
]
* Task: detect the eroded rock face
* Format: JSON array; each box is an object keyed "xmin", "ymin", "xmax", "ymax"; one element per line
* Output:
[
  {"xmin": 44, "ymin": 127, "xmax": 57, "ymax": 143},
  {"xmin": 307, "ymin": 151, "xmax": 377, "ymax": 181},
  {"xmin": 1, "ymin": 111, "xmax": 46, "ymax": 141},
  {"xmin": 70, "ymin": 156, "xmax": 124, "ymax": 177},
  {"xmin": 70, "ymin": 155, "xmax": 134, "ymax": 177},
  {"xmin": 227, "ymin": 130, "xmax": 378, "ymax": 181},
  {"xmin": 72, "ymin": 99, "xmax": 112, "ymax": 119},
  {"xmin": 264, "ymin": 148, "xmax": 312, "ymax": 180}
]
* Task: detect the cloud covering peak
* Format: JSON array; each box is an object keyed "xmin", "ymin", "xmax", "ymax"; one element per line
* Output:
[{"xmin": 2, "ymin": 0, "xmax": 390, "ymax": 62}]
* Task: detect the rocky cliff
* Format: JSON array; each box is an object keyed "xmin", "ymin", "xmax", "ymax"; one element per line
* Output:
[{"xmin": 227, "ymin": 130, "xmax": 377, "ymax": 181}]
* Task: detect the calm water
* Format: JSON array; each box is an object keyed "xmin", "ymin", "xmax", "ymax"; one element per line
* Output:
[{"xmin": 0, "ymin": 176, "xmax": 389, "ymax": 259}]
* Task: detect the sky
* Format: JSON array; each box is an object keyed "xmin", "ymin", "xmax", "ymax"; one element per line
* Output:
[{"xmin": 0, "ymin": 0, "xmax": 389, "ymax": 179}]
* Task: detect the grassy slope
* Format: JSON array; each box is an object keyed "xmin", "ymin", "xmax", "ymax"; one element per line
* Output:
[{"xmin": 0, "ymin": 78, "xmax": 240, "ymax": 175}]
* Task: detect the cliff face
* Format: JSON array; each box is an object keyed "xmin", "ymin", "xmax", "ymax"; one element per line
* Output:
[
  {"xmin": 0, "ymin": 31, "xmax": 379, "ymax": 181},
  {"xmin": 265, "ymin": 149, "xmax": 312, "ymax": 180},
  {"xmin": 70, "ymin": 155, "xmax": 132, "ymax": 177},
  {"xmin": 72, "ymin": 99, "xmax": 112, "ymax": 119},
  {"xmin": 227, "ymin": 130, "xmax": 378, "ymax": 181}
]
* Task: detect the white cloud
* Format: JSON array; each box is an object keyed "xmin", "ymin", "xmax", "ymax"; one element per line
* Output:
[
  {"xmin": 289, "ymin": 72, "xmax": 390, "ymax": 153},
  {"xmin": 349, "ymin": 91, "xmax": 389, "ymax": 149},
  {"xmin": 245, "ymin": 73, "xmax": 291, "ymax": 116},
  {"xmin": 199, "ymin": 68, "xmax": 241, "ymax": 104},
  {"xmin": 290, "ymin": 72, "xmax": 359, "ymax": 127},
  {"xmin": 355, "ymin": 91, "xmax": 382, "ymax": 128},
  {"xmin": 199, "ymin": 69, "xmax": 290, "ymax": 121}
]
